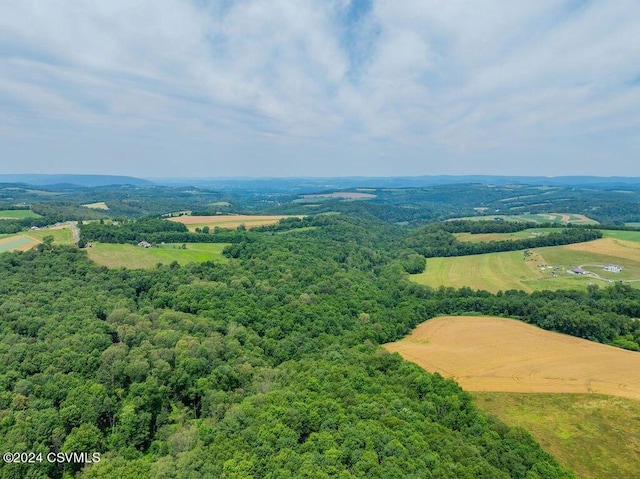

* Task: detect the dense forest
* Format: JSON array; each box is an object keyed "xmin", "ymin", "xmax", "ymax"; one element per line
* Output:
[{"xmin": 0, "ymin": 215, "xmax": 584, "ymax": 478}]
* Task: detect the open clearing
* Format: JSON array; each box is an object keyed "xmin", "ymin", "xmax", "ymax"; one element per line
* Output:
[
  {"xmin": 411, "ymin": 237, "xmax": 640, "ymax": 292},
  {"xmin": 384, "ymin": 315, "xmax": 640, "ymax": 398},
  {"xmin": 82, "ymin": 201, "xmax": 109, "ymax": 210},
  {"xmin": 166, "ymin": 215, "xmax": 299, "ymax": 231},
  {"xmin": 448, "ymin": 213, "xmax": 598, "ymax": 224},
  {"xmin": 86, "ymin": 242, "xmax": 229, "ymax": 269},
  {"xmin": 0, "ymin": 209, "xmax": 42, "ymax": 219},
  {"xmin": 473, "ymin": 392, "xmax": 640, "ymax": 479}
]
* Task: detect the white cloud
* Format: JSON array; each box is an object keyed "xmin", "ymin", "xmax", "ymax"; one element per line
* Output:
[{"xmin": 0, "ymin": 0, "xmax": 639, "ymax": 175}]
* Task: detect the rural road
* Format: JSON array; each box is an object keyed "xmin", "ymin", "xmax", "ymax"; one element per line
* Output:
[{"xmin": 69, "ymin": 221, "xmax": 79, "ymax": 245}]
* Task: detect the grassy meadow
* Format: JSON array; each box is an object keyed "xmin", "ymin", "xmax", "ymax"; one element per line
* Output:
[
  {"xmin": 412, "ymin": 236, "xmax": 640, "ymax": 293},
  {"xmin": 473, "ymin": 392, "xmax": 640, "ymax": 479},
  {"xmin": 86, "ymin": 242, "xmax": 229, "ymax": 269},
  {"xmin": 0, "ymin": 209, "xmax": 42, "ymax": 219}
]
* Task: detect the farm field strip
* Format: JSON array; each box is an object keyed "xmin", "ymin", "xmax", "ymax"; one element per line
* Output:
[
  {"xmin": 166, "ymin": 215, "xmax": 300, "ymax": 231},
  {"xmin": 86, "ymin": 242, "xmax": 230, "ymax": 269},
  {"xmin": 384, "ymin": 316, "xmax": 640, "ymax": 399}
]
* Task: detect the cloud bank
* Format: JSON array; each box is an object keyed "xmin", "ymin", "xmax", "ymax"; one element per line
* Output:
[{"xmin": 0, "ymin": 0, "xmax": 639, "ymax": 176}]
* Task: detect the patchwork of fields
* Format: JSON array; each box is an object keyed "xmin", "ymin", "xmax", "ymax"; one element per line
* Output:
[
  {"xmin": 86, "ymin": 242, "xmax": 229, "ymax": 268},
  {"xmin": 166, "ymin": 215, "xmax": 300, "ymax": 231},
  {"xmin": 412, "ymin": 234, "xmax": 640, "ymax": 292}
]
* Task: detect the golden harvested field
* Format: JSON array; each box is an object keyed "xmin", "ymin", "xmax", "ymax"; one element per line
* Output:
[
  {"xmin": 384, "ymin": 316, "xmax": 640, "ymax": 399},
  {"xmin": 166, "ymin": 215, "xmax": 300, "ymax": 231}
]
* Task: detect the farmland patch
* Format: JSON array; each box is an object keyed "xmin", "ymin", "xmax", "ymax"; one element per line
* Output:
[
  {"xmin": 384, "ymin": 315, "xmax": 640, "ymax": 399},
  {"xmin": 86, "ymin": 242, "xmax": 229, "ymax": 269}
]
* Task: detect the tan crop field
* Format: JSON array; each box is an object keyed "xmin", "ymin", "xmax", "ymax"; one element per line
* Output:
[
  {"xmin": 384, "ymin": 316, "xmax": 640, "ymax": 399},
  {"xmin": 166, "ymin": 215, "xmax": 300, "ymax": 231}
]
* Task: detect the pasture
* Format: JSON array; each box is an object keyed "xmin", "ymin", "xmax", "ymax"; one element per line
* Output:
[
  {"xmin": 449, "ymin": 213, "xmax": 598, "ymax": 224},
  {"xmin": 411, "ymin": 237, "xmax": 640, "ymax": 292},
  {"xmin": 0, "ymin": 209, "xmax": 42, "ymax": 219},
  {"xmin": 411, "ymin": 250, "xmax": 545, "ymax": 293},
  {"xmin": 86, "ymin": 242, "xmax": 229, "ymax": 269},
  {"xmin": 474, "ymin": 393, "xmax": 640, "ymax": 479},
  {"xmin": 166, "ymin": 215, "xmax": 300, "ymax": 231},
  {"xmin": 383, "ymin": 315, "xmax": 640, "ymax": 398}
]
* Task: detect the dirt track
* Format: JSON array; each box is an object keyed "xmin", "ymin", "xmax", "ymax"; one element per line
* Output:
[{"xmin": 384, "ymin": 316, "xmax": 640, "ymax": 399}]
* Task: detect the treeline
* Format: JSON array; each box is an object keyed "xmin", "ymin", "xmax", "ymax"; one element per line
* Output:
[
  {"xmin": 438, "ymin": 220, "xmax": 542, "ymax": 233},
  {"xmin": 406, "ymin": 227, "xmax": 602, "ymax": 257},
  {"xmin": 80, "ymin": 219, "xmax": 248, "ymax": 245},
  {"xmin": 401, "ymin": 283, "xmax": 640, "ymax": 351}
]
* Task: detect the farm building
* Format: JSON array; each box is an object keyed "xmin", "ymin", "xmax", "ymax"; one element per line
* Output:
[
  {"xmin": 570, "ymin": 267, "xmax": 587, "ymax": 275},
  {"xmin": 137, "ymin": 241, "xmax": 152, "ymax": 248},
  {"xmin": 604, "ymin": 264, "xmax": 623, "ymax": 273}
]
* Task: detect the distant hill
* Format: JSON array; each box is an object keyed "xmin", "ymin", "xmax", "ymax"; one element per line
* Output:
[
  {"xmin": 0, "ymin": 174, "xmax": 153, "ymax": 187},
  {"xmin": 151, "ymin": 175, "xmax": 640, "ymax": 191}
]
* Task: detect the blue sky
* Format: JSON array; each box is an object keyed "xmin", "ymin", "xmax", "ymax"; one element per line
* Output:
[{"xmin": 0, "ymin": 0, "xmax": 639, "ymax": 177}]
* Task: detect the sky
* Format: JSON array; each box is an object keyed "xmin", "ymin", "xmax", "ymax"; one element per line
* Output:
[{"xmin": 0, "ymin": 0, "xmax": 639, "ymax": 178}]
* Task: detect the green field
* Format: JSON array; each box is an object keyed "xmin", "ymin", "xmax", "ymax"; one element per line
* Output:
[
  {"xmin": 450, "ymin": 213, "xmax": 598, "ymax": 224},
  {"xmin": 602, "ymin": 230, "xmax": 640, "ymax": 242},
  {"xmin": 411, "ymin": 237, "xmax": 640, "ymax": 293},
  {"xmin": 86, "ymin": 242, "xmax": 229, "ymax": 269},
  {"xmin": 26, "ymin": 226, "xmax": 75, "ymax": 245},
  {"xmin": 0, "ymin": 209, "xmax": 42, "ymax": 219},
  {"xmin": 473, "ymin": 393, "xmax": 640, "ymax": 479}
]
